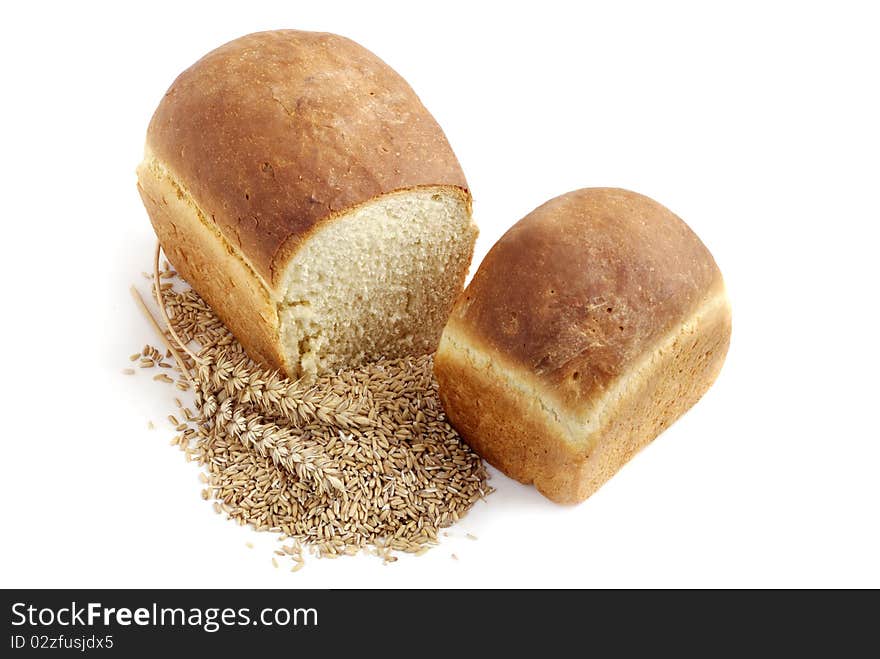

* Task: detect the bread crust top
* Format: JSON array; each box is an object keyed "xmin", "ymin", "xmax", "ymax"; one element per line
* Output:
[
  {"xmin": 445, "ymin": 188, "xmax": 725, "ymax": 412},
  {"xmin": 145, "ymin": 30, "xmax": 468, "ymax": 288}
]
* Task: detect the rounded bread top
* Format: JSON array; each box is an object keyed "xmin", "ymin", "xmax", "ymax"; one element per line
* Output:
[
  {"xmin": 447, "ymin": 188, "xmax": 726, "ymax": 409},
  {"xmin": 146, "ymin": 30, "xmax": 469, "ymax": 287}
]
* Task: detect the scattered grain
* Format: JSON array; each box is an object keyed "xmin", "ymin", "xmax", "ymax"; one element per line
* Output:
[{"xmin": 131, "ymin": 273, "xmax": 492, "ymax": 564}]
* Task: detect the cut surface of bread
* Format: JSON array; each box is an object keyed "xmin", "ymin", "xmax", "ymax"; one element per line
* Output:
[
  {"xmin": 434, "ymin": 188, "xmax": 731, "ymax": 504},
  {"xmin": 137, "ymin": 30, "xmax": 476, "ymax": 379},
  {"xmin": 278, "ymin": 186, "xmax": 476, "ymax": 377}
]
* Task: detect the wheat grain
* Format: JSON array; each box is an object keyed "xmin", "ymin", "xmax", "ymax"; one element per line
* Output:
[{"xmin": 131, "ymin": 262, "xmax": 492, "ymax": 565}]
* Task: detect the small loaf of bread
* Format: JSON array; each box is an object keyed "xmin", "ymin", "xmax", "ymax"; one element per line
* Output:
[
  {"xmin": 137, "ymin": 30, "xmax": 477, "ymax": 380},
  {"xmin": 434, "ymin": 188, "xmax": 731, "ymax": 504}
]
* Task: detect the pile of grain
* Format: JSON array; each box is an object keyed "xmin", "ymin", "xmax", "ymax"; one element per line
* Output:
[{"xmin": 130, "ymin": 260, "xmax": 491, "ymax": 565}]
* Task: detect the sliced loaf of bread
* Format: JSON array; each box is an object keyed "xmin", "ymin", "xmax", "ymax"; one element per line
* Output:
[
  {"xmin": 137, "ymin": 30, "xmax": 477, "ymax": 379},
  {"xmin": 435, "ymin": 188, "xmax": 731, "ymax": 503}
]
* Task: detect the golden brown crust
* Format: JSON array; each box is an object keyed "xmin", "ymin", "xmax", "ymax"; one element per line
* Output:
[
  {"xmin": 447, "ymin": 188, "xmax": 723, "ymax": 413},
  {"xmin": 145, "ymin": 30, "xmax": 469, "ymax": 288},
  {"xmin": 434, "ymin": 188, "xmax": 732, "ymax": 503}
]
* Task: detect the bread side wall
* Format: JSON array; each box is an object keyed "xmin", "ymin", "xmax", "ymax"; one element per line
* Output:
[
  {"xmin": 435, "ymin": 290, "xmax": 732, "ymax": 503},
  {"xmin": 137, "ymin": 160, "xmax": 287, "ymax": 373},
  {"xmin": 435, "ymin": 327, "xmax": 589, "ymax": 502},
  {"xmin": 571, "ymin": 290, "xmax": 732, "ymax": 502}
]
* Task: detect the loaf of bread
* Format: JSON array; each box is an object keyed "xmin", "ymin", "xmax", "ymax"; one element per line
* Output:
[
  {"xmin": 137, "ymin": 30, "xmax": 477, "ymax": 380},
  {"xmin": 434, "ymin": 188, "xmax": 731, "ymax": 504}
]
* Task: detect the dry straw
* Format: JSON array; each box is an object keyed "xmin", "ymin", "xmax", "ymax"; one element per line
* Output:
[{"xmin": 131, "ymin": 245, "xmax": 491, "ymax": 565}]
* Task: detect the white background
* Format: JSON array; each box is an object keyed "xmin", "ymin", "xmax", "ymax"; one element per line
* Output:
[{"xmin": 1, "ymin": 1, "xmax": 878, "ymax": 588}]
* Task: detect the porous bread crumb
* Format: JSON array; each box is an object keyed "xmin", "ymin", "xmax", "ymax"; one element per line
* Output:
[{"xmin": 278, "ymin": 189, "xmax": 477, "ymax": 380}]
